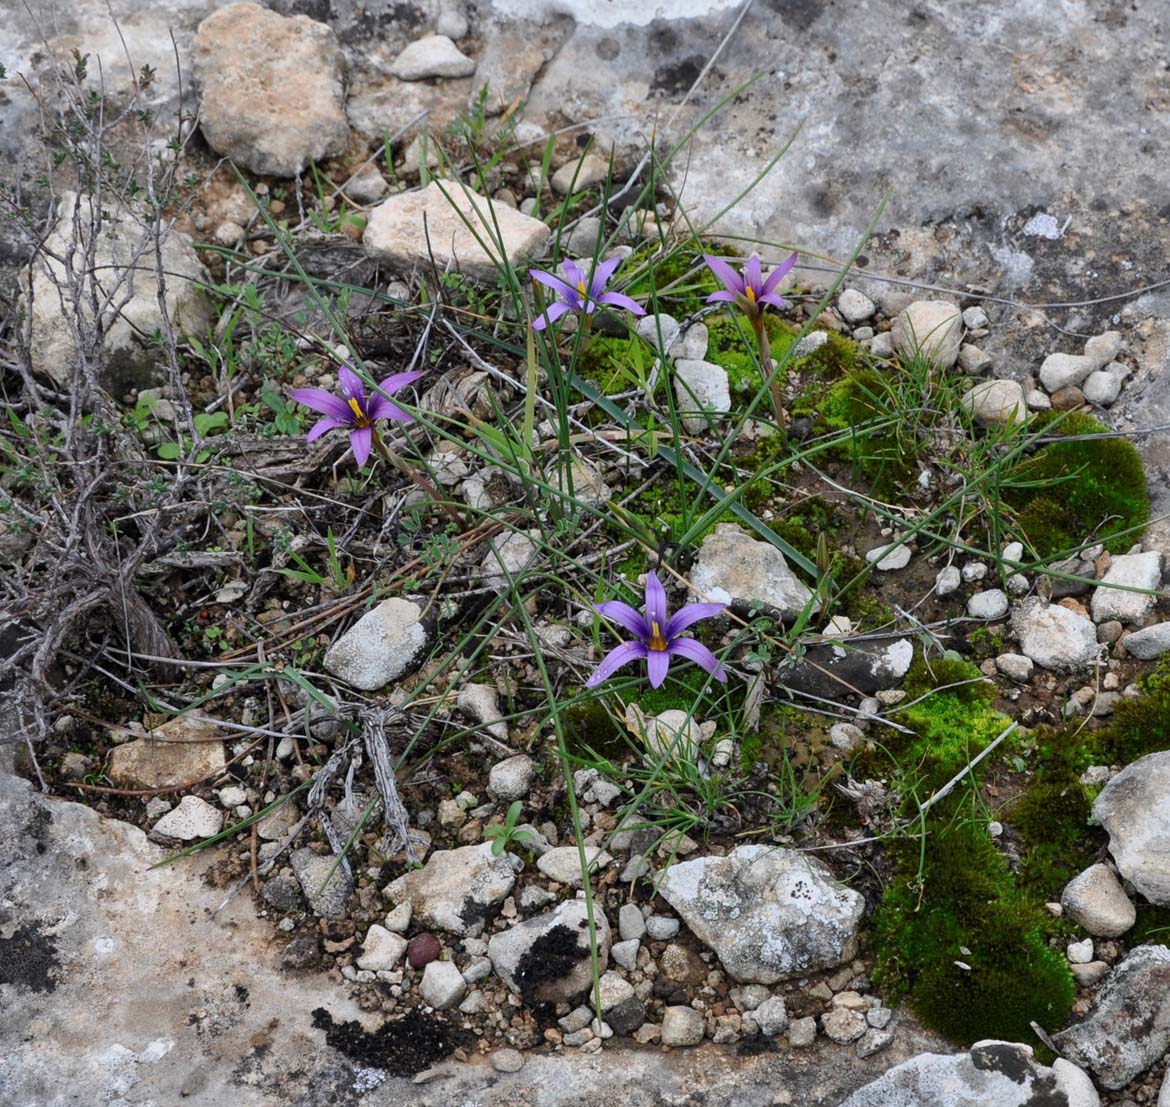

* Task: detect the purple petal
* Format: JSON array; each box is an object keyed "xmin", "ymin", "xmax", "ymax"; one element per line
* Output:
[
  {"xmin": 349, "ymin": 425, "xmax": 373, "ymax": 466},
  {"xmin": 306, "ymin": 415, "xmax": 348, "ymax": 442},
  {"xmin": 704, "ymin": 290, "xmax": 738, "ymax": 305},
  {"xmin": 561, "ymin": 259, "xmax": 587, "ymax": 292},
  {"xmin": 665, "ymin": 602, "xmax": 725, "ymax": 639},
  {"xmin": 291, "ymin": 387, "xmax": 353, "ymax": 422},
  {"xmin": 585, "ymin": 640, "xmax": 649, "ymax": 687},
  {"xmin": 703, "ymin": 254, "xmax": 743, "ymax": 295},
  {"xmin": 757, "ymin": 292, "xmax": 789, "ymax": 311},
  {"xmin": 643, "ymin": 571, "xmax": 669, "ymax": 639},
  {"xmin": 531, "ymin": 300, "xmax": 574, "ymax": 331},
  {"xmin": 595, "ymin": 600, "xmax": 651, "ymax": 640},
  {"xmin": 646, "ymin": 648, "xmax": 671, "ymax": 688},
  {"xmin": 744, "ymin": 254, "xmax": 763, "ymax": 297},
  {"xmin": 338, "ymin": 364, "xmax": 366, "ymax": 404},
  {"xmin": 375, "ymin": 370, "xmax": 425, "ymax": 396},
  {"xmin": 596, "ymin": 291, "xmax": 646, "ymax": 316},
  {"xmin": 666, "ymin": 637, "xmax": 728, "ymax": 682},
  {"xmin": 367, "ymin": 395, "xmax": 414, "ymax": 423},
  {"xmin": 531, "ymin": 268, "xmax": 578, "ymax": 301},
  {"xmin": 762, "ymin": 251, "xmax": 798, "ymax": 295},
  {"xmin": 589, "ymin": 255, "xmax": 623, "ymax": 295}
]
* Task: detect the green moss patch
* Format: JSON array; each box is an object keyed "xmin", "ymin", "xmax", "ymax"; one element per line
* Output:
[
  {"xmin": 875, "ymin": 817, "xmax": 1075, "ymax": 1045},
  {"xmin": 1005, "ymin": 412, "xmax": 1148, "ymax": 558}
]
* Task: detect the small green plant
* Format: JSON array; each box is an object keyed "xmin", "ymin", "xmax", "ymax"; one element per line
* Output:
[
  {"xmin": 483, "ymin": 800, "xmax": 534, "ymax": 856},
  {"xmin": 275, "ymin": 527, "xmax": 351, "ymax": 590}
]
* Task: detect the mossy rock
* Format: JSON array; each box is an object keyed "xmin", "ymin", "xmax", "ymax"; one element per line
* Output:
[{"xmin": 1005, "ymin": 412, "xmax": 1148, "ymax": 558}]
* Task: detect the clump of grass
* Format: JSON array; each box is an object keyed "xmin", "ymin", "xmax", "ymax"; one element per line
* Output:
[{"xmin": 1005, "ymin": 412, "xmax": 1148, "ymax": 557}]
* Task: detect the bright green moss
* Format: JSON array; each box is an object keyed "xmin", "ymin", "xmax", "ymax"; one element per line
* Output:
[
  {"xmin": 1005, "ymin": 413, "xmax": 1148, "ymax": 558},
  {"xmin": 874, "ymin": 816, "xmax": 1076, "ymax": 1046},
  {"xmin": 886, "ymin": 657, "xmax": 1010, "ymax": 793},
  {"xmin": 1098, "ymin": 686, "xmax": 1170, "ymax": 764}
]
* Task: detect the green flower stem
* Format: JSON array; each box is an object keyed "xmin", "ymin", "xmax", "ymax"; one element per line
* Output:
[{"xmin": 752, "ymin": 314, "xmax": 786, "ymax": 427}]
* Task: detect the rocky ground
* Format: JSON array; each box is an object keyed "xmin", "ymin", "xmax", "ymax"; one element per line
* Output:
[{"xmin": 4, "ymin": 3, "xmax": 1170, "ymax": 1107}]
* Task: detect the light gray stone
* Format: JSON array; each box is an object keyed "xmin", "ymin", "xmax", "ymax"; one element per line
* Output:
[
  {"xmin": 995, "ymin": 652, "xmax": 1034, "ymax": 682},
  {"xmin": 1060, "ymin": 863, "xmax": 1135, "ymax": 937},
  {"xmin": 690, "ymin": 523, "xmax": 818, "ymax": 620},
  {"xmin": 636, "ymin": 312, "xmax": 681, "ymax": 355},
  {"xmin": 967, "ymin": 589, "xmax": 1008, "ymax": 620},
  {"xmin": 536, "ymin": 845, "xmax": 612, "ymax": 886},
  {"xmin": 384, "ymin": 903, "xmax": 412, "ymax": 933},
  {"xmin": 611, "ymin": 938, "xmax": 640, "ymax": 970},
  {"xmin": 961, "ymin": 379, "xmax": 1027, "ymax": 427},
  {"xmin": 480, "ymin": 529, "xmax": 540, "ymax": 592},
  {"xmin": 752, "ymin": 995, "xmax": 788, "ymax": 1036},
  {"xmin": 152, "ymin": 796, "xmax": 222, "ymax": 841},
  {"xmin": 789, "ymin": 1016, "xmax": 817, "ymax": 1048},
  {"xmin": 385, "ymin": 843, "xmax": 516, "ymax": 936},
  {"xmin": 323, "ymin": 598, "xmax": 430, "ymax": 691},
  {"xmin": 935, "ymin": 565, "xmax": 962, "ymax": 597},
  {"xmin": 457, "ymin": 682, "xmax": 509, "ymax": 742},
  {"xmin": 1091, "ymin": 551, "xmax": 1162, "ymax": 625},
  {"xmin": 661, "ymin": 1005, "xmax": 705, "ymax": 1047},
  {"xmin": 192, "ymin": 3, "xmax": 348, "ymax": 177},
  {"xmin": 391, "ymin": 34, "xmax": 476, "ymax": 80},
  {"xmin": 1124, "ymin": 622, "xmax": 1170, "ymax": 659},
  {"xmin": 829, "ymin": 723, "xmax": 865, "ymax": 751},
  {"xmin": 1012, "ymin": 599, "xmax": 1099, "ymax": 671},
  {"xmin": 1093, "ymin": 751, "xmax": 1170, "ymax": 907},
  {"xmin": 674, "ymin": 359, "xmax": 731, "ymax": 432},
  {"xmin": 645, "ymin": 915, "xmax": 679, "ymax": 941},
  {"xmin": 364, "ymin": 182, "xmax": 549, "ymax": 283},
  {"xmin": 962, "ymin": 306, "xmax": 989, "ymax": 330},
  {"xmin": 552, "ymin": 153, "xmax": 610, "ymax": 195},
  {"xmin": 1039, "ymin": 352, "xmax": 1095, "ymax": 392},
  {"xmin": 1067, "ymin": 938, "xmax": 1094, "ymax": 964},
  {"xmin": 488, "ymin": 755, "xmax": 534, "ymax": 801},
  {"xmin": 488, "ymin": 900, "xmax": 611, "ymax": 1004},
  {"xmin": 822, "ymin": 1007, "xmax": 866, "ymax": 1044},
  {"xmin": 958, "ymin": 344, "xmax": 993, "ymax": 375},
  {"xmin": 357, "ymin": 925, "xmax": 408, "ymax": 971},
  {"xmin": 420, "ymin": 960, "xmax": 467, "ymax": 1010},
  {"xmin": 23, "ymin": 192, "xmax": 214, "ymax": 392},
  {"xmin": 657, "ymin": 845, "xmax": 864, "ymax": 984},
  {"xmin": 838, "ymin": 1042, "xmax": 1099, "ymax": 1107},
  {"xmin": 865, "ymin": 542, "xmax": 911, "ymax": 571},
  {"xmin": 891, "ymin": 301, "xmax": 962, "ymax": 369},
  {"xmin": 1082, "ymin": 368, "xmax": 1125, "ymax": 406},
  {"xmin": 490, "ymin": 1047, "xmax": 525, "ymax": 1073},
  {"xmin": 1053, "ymin": 945, "xmax": 1170, "ymax": 1090},
  {"xmin": 618, "ymin": 903, "xmax": 646, "ymax": 942},
  {"xmin": 837, "ymin": 288, "xmax": 875, "ymax": 323},
  {"xmin": 1083, "ymin": 330, "xmax": 1123, "ymax": 371},
  {"xmin": 290, "ymin": 847, "xmax": 354, "ymax": 918}
]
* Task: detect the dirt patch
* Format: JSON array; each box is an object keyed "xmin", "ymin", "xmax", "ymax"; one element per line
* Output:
[
  {"xmin": 311, "ymin": 1007, "xmax": 472, "ymax": 1076},
  {"xmin": 514, "ymin": 922, "xmax": 590, "ymax": 1005}
]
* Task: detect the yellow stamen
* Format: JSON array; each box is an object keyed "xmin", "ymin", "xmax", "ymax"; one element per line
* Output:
[
  {"xmin": 745, "ymin": 285, "xmax": 756, "ymax": 302},
  {"xmin": 577, "ymin": 279, "xmax": 588, "ymax": 297},
  {"xmin": 648, "ymin": 620, "xmax": 668, "ymax": 651},
  {"xmin": 347, "ymin": 396, "xmax": 370, "ymax": 428}
]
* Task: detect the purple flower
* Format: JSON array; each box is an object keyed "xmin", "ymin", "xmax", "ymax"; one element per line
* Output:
[
  {"xmin": 529, "ymin": 256, "xmax": 646, "ymax": 331},
  {"xmin": 703, "ymin": 252, "xmax": 798, "ymax": 318},
  {"xmin": 587, "ymin": 570, "xmax": 727, "ymax": 689},
  {"xmin": 291, "ymin": 364, "xmax": 423, "ymax": 466}
]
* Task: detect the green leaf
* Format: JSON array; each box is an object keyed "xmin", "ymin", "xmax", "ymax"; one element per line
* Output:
[{"xmin": 157, "ymin": 442, "xmax": 181, "ymax": 460}]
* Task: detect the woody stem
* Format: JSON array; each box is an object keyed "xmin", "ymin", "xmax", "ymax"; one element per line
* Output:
[{"xmin": 371, "ymin": 429, "xmax": 465, "ymax": 528}]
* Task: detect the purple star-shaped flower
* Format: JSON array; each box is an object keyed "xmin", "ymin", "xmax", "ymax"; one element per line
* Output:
[
  {"xmin": 529, "ymin": 256, "xmax": 646, "ymax": 331},
  {"xmin": 703, "ymin": 252, "xmax": 799, "ymax": 318},
  {"xmin": 586, "ymin": 570, "xmax": 727, "ymax": 689},
  {"xmin": 291, "ymin": 363, "xmax": 423, "ymax": 466}
]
